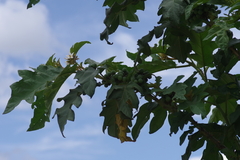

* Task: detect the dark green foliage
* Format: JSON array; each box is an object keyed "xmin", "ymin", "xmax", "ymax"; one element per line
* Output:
[
  {"xmin": 3, "ymin": 65, "xmax": 64, "ymax": 114},
  {"xmin": 27, "ymin": 0, "xmax": 40, "ymax": 9},
  {"xmin": 53, "ymin": 86, "xmax": 84, "ymax": 137},
  {"xmin": 100, "ymin": 0, "xmax": 145, "ymax": 44},
  {"xmin": 4, "ymin": 0, "xmax": 240, "ymax": 159}
]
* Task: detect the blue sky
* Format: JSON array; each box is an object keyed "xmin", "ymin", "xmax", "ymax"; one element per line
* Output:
[{"xmin": 0, "ymin": 0, "xmax": 233, "ymax": 160}]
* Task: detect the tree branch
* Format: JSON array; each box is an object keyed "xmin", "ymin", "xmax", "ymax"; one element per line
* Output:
[
  {"xmin": 189, "ymin": 117, "xmax": 226, "ymax": 150},
  {"xmin": 229, "ymin": 47, "xmax": 240, "ymax": 60}
]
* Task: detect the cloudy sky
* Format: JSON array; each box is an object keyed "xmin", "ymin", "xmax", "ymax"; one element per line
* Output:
[{"xmin": 0, "ymin": 0, "xmax": 232, "ymax": 160}]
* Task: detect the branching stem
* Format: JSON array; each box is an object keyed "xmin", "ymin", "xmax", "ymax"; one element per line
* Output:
[
  {"xmin": 189, "ymin": 117, "xmax": 226, "ymax": 150},
  {"xmin": 186, "ymin": 58, "xmax": 207, "ymax": 82}
]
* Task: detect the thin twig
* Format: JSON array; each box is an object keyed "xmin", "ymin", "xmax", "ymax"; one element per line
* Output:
[
  {"xmin": 230, "ymin": 47, "xmax": 240, "ymax": 60},
  {"xmin": 189, "ymin": 117, "xmax": 226, "ymax": 150}
]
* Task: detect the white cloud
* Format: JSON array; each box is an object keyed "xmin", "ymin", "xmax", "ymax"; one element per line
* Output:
[
  {"xmin": 113, "ymin": 32, "xmax": 138, "ymax": 52},
  {"xmin": 0, "ymin": 57, "xmax": 21, "ymax": 109},
  {"xmin": 98, "ymin": 32, "xmax": 138, "ymax": 66},
  {"xmin": 0, "ymin": 148, "xmax": 38, "ymax": 160},
  {"xmin": 0, "ymin": 123, "xmax": 109, "ymax": 159},
  {"xmin": 0, "ymin": 0, "xmax": 59, "ymax": 58},
  {"xmin": 190, "ymin": 157, "xmax": 201, "ymax": 160}
]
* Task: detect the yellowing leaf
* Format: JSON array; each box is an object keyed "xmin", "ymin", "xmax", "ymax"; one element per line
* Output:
[{"xmin": 115, "ymin": 114, "xmax": 135, "ymax": 143}]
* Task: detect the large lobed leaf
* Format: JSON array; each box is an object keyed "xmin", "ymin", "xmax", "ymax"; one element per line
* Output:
[
  {"xmin": 204, "ymin": 20, "xmax": 234, "ymax": 50},
  {"xmin": 100, "ymin": 99, "xmax": 118, "ymax": 138},
  {"xmin": 3, "ymin": 65, "xmax": 63, "ymax": 114},
  {"xmin": 27, "ymin": 64, "xmax": 78, "ymax": 131},
  {"xmin": 162, "ymin": 75, "xmax": 188, "ymax": 100},
  {"xmin": 189, "ymin": 30, "xmax": 217, "ymax": 67},
  {"xmin": 106, "ymin": 83, "xmax": 139, "ymax": 118},
  {"xmin": 159, "ymin": 0, "xmax": 187, "ymax": 24},
  {"xmin": 74, "ymin": 67, "xmax": 100, "ymax": 98},
  {"xmin": 100, "ymin": 0, "xmax": 145, "ymax": 43},
  {"xmin": 163, "ymin": 26, "xmax": 192, "ymax": 63},
  {"xmin": 53, "ymin": 86, "xmax": 84, "ymax": 137}
]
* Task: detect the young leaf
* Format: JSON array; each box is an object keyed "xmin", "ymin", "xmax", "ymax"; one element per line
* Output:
[{"xmin": 70, "ymin": 41, "xmax": 91, "ymax": 55}]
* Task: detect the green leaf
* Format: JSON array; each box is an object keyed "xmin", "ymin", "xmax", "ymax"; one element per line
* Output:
[
  {"xmin": 138, "ymin": 60, "xmax": 177, "ymax": 73},
  {"xmin": 183, "ymin": 71, "xmax": 197, "ymax": 93},
  {"xmin": 189, "ymin": 30, "xmax": 217, "ymax": 67},
  {"xmin": 84, "ymin": 58, "xmax": 99, "ymax": 66},
  {"xmin": 180, "ymin": 128, "xmax": 194, "ymax": 146},
  {"xmin": 100, "ymin": 99, "xmax": 118, "ymax": 138},
  {"xmin": 211, "ymin": 49, "xmax": 239, "ymax": 78},
  {"xmin": 229, "ymin": 105, "xmax": 240, "ymax": 124},
  {"xmin": 190, "ymin": 83, "xmax": 209, "ymax": 116},
  {"xmin": 137, "ymin": 33, "xmax": 153, "ymax": 57},
  {"xmin": 168, "ymin": 111, "xmax": 192, "ymax": 135},
  {"xmin": 27, "ymin": 90, "xmax": 48, "ymax": 131},
  {"xmin": 27, "ymin": 0, "xmax": 40, "ymax": 9},
  {"xmin": 166, "ymin": 38, "xmax": 191, "ymax": 63},
  {"xmin": 45, "ymin": 54, "xmax": 62, "ymax": 67},
  {"xmin": 182, "ymin": 131, "xmax": 205, "ymax": 160},
  {"xmin": 103, "ymin": 0, "xmax": 125, "ymax": 7},
  {"xmin": 53, "ymin": 86, "xmax": 84, "ymax": 137},
  {"xmin": 137, "ymin": 23, "xmax": 170, "ymax": 58},
  {"xmin": 185, "ymin": 2, "xmax": 195, "ymax": 20},
  {"xmin": 107, "ymin": 83, "xmax": 139, "ymax": 118},
  {"xmin": 162, "ymin": 75, "xmax": 187, "ymax": 100},
  {"xmin": 203, "ymin": 21, "xmax": 233, "ymax": 50},
  {"xmin": 27, "ymin": 64, "xmax": 77, "ymax": 131},
  {"xmin": 159, "ymin": 0, "xmax": 186, "ymax": 24},
  {"xmin": 149, "ymin": 105, "xmax": 167, "ymax": 134},
  {"xmin": 70, "ymin": 41, "xmax": 91, "ymax": 55},
  {"xmin": 229, "ymin": 2, "xmax": 240, "ymax": 13},
  {"xmin": 202, "ymin": 141, "xmax": 222, "ymax": 160},
  {"xmin": 179, "ymin": 83, "xmax": 209, "ymax": 117},
  {"xmin": 209, "ymin": 98, "xmax": 237, "ymax": 124},
  {"xmin": 101, "ymin": 0, "xmax": 145, "ymax": 43},
  {"xmin": 132, "ymin": 103, "xmax": 151, "ymax": 140},
  {"xmin": 74, "ymin": 67, "xmax": 100, "ymax": 97},
  {"xmin": 126, "ymin": 51, "xmax": 137, "ymax": 61},
  {"xmin": 3, "ymin": 65, "xmax": 63, "ymax": 114}
]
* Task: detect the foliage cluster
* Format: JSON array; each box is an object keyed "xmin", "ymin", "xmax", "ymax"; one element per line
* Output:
[{"xmin": 4, "ymin": 0, "xmax": 240, "ymax": 159}]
